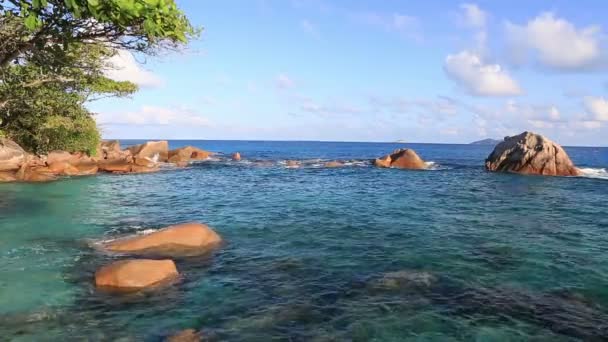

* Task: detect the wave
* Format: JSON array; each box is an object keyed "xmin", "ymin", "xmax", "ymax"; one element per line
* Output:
[{"xmin": 579, "ymin": 167, "xmax": 608, "ymax": 180}]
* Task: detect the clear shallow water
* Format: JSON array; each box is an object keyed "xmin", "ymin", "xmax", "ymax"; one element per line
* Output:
[{"xmin": 1, "ymin": 141, "xmax": 607, "ymax": 341}]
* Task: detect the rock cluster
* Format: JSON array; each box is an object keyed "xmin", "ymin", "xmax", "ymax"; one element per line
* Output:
[
  {"xmin": 374, "ymin": 148, "xmax": 427, "ymax": 169},
  {"xmin": 485, "ymin": 132, "xmax": 581, "ymax": 177},
  {"xmin": 0, "ymin": 139, "xmax": 214, "ymax": 183},
  {"xmin": 95, "ymin": 222, "xmax": 222, "ymax": 293}
]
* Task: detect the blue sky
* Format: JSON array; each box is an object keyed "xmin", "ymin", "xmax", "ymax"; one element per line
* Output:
[{"xmin": 93, "ymin": 0, "xmax": 608, "ymax": 146}]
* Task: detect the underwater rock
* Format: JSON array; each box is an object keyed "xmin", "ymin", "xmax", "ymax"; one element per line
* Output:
[
  {"xmin": 166, "ymin": 329, "xmax": 202, "ymax": 342},
  {"xmin": 368, "ymin": 270, "xmax": 437, "ymax": 291},
  {"xmin": 127, "ymin": 141, "xmax": 169, "ymax": 162},
  {"xmin": 0, "ymin": 138, "xmax": 27, "ymax": 171},
  {"xmin": 485, "ymin": 131, "xmax": 580, "ymax": 176},
  {"xmin": 374, "ymin": 149, "xmax": 426, "ymax": 170},
  {"xmin": 231, "ymin": 152, "xmax": 241, "ymax": 161},
  {"xmin": 103, "ymin": 222, "xmax": 222, "ymax": 257},
  {"xmin": 95, "ymin": 259, "xmax": 179, "ymax": 293}
]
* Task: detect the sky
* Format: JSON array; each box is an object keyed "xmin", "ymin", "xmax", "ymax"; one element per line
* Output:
[{"xmin": 92, "ymin": 0, "xmax": 608, "ymax": 146}]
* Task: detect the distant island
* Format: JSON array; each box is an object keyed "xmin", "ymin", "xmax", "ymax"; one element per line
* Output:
[{"xmin": 470, "ymin": 138, "xmax": 502, "ymax": 145}]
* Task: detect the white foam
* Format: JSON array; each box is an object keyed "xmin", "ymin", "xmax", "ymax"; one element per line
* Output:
[{"xmin": 579, "ymin": 167, "xmax": 608, "ymax": 180}]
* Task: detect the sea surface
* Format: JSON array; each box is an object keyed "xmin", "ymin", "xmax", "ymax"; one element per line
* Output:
[{"xmin": 1, "ymin": 140, "xmax": 607, "ymax": 341}]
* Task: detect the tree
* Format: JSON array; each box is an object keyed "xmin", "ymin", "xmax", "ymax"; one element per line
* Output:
[
  {"xmin": 0, "ymin": 0, "xmax": 199, "ymax": 154},
  {"xmin": 0, "ymin": 41, "xmax": 137, "ymax": 154},
  {"xmin": 0, "ymin": 0, "xmax": 199, "ymax": 67}
]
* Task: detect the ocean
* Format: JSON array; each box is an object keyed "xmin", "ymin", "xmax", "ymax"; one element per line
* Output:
[{"xmin": 1, "ymin": 140, "xmax": 607, "ymax": 341}]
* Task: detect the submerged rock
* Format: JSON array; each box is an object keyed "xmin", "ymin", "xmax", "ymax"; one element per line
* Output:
[
  {"xmin": 231, "ymin": 152, "xmax": 241, "ymax": 161},
  {"xmin": 127, "ymin": 141, "xmax": 169, "ymax": 162},
  {"xmin": 485, "ymin": 131, "xmax": 580, "ymax": 176},
  {"xmin": 374, "ymin": 149, "xmax": 426, "ymax": 169},
  {"xmin": 0, "ymin": 138, "xmax": 27, "ymax": 171},
  {"xmin": 166, "ymin": 329, "xmax": 202, "ymax": 342},
  {"xmin": 103, "ymin": 222, "xmax": 223, "ymax": 257},
  {"xmin": 369, "ymin": 270, "xmax": 437, "ymax": 291},
  {"xmin": 95, "ymin": 259, "xmax": 179, "ymax": 293}
]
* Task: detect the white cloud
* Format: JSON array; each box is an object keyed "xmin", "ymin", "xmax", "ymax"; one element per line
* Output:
[
  {"xmin": 276, "ymin": 73, "xmax": 296, "ymax": 89},
  {"xmin": 505, "ymin": 13, "xmax": 604, "ymax": 70},
  {"xmin": 353, "ymin": 11, "xmax": 422, "ymax": 41},
  {"xmin": 583, "ymin": 96, "xmax": 608, "ymax": 121},
  {"xmin": 444, "ymin": 50, "xmax": 522, "ymax": 96},
  {"xmin": 460, "ymin": 3, "xmax": 486, "ymax": 28},
  {"xmin": 96, "ymin": 105, "xmax": 209, "ymax": 126},
  {"xmin": 104, "ymin": 50, "xmax": 163, "ymax": 87}
]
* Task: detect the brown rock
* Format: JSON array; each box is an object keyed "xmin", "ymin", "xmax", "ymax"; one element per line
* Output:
[
  {"xmin": 231, "ymin": 152, "xmax": 241, "ymax": 161},
  {"xmin": 166, "ymin": 329, "xmax": 201, "ymax": 342},
  {"xmin": 0, "ymin": 138, "xmax": 27, "ymax": 171},
  {"xmin": 47, "ymin": 161, "xmax": 79, "ymax": 175},
  {"xmin": 16, "ymin": 157, "xmax": 56, "ymax": 182},
  {"xmin": 485, "ymin": 131, "xmax": 581, "ymax": 177},
  {"xmin": 98, "ymin": 160, "xmax": 132, "ymax": 173},
  {"xmin": 374, "ymin": 149, "xmax": 426, "ymax": 170},
  {"xmin": 285, "ymin": 160, "xmax": 300, "ymax": 168},
  {"xmin": 98, "ymin": 140, "xmax": 124, "ymax": 160},
  {"xmin": 0, "ymin": 171, "xmax": 17, "ymax": 182},
  {"xmin": 134, "ymin": 156, "xmax": 155, "ymax": 167},
  {"xmin": 324, "ymin": 161, "xmax": 344, "ymax": 168},
  {"xmin": 168, "ymin": 146, "xmax": 212, "ymax": 163},
  {"xmin": 95, "ymin": 259, "xmax": 179, "ymax": 293},
  {"xmin": 103, "ymin": 222, "xmax": 222, "ymax": 257},
  {"xmin": 46, "ymin": 151, "xmax": 72, "ymax": 165},
  {"xmin": 74, "ymin": 163, "xmax": 99, "ymax": 175},
  {"xmin": 127, "ymin": 141, "xmax": 169, "ymax": 162}
]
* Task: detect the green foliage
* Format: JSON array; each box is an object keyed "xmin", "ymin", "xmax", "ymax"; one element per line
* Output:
[
  {"xmin": 0, "ymin": 0, "xmax": 201, "ymax": 67},
  {"xmin": 0, "ymin": 0, "xmax": 198, "ymax": 155},
  {"xmin": 0, "ymin": 42, "xmax": 136, "ymax": 154}
]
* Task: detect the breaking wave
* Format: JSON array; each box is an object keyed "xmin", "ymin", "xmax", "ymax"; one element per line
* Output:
[{"xmin": 579, "ymin": 167, "xmax": 608, "ymax": 180}]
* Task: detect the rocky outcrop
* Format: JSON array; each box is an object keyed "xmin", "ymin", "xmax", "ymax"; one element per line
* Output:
[
  {"xmin": 0, "ymin": 171, "xmax": 17, "ymax": 182},
  {"xmin": 127, "ymin": 141, "xmax": 169, "ymax": 162},
  {"xmin": 103, "ymin": 222, "xmax": 223, "ymax": 257},
  {"xmin": 98, "ymin": 140, "xmax": 131, "ymax": 161},
  {"xmin": 485, "ymin": 132, "xmax": 581, "ymax": 177},
  {"xmin": 374, "ymin": 149, "xmax": 426, "ymax": 169},
  {"xmin": 0, "ymin": 138, "xmax": 27, "ymax": 171},
  {"xmin": 231, "ymin": 152, "xmax": 241, "ymax": 161},
  {"xmin": 95, "ymin": 259, "xmax": 179, "ymax": 292},
  {"xmin": 285, "ymin": 160, "xmax": 300, "ymax": 168},
  {"xmin": 168, "ymin": 146, "xmax": 212, "ymax": 164}
]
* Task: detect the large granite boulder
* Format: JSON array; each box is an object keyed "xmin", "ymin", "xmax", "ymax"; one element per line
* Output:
[
  {"xmin": 95, "ymin": 259, "xmax": 179, "ymax": 293},
  {"xmin": 324, "ymin": 161, "xmax": 344, "ymax": 168},
  {"xmin": 0, "ymin": 138, "xmax": 27, "ymax": 171},
  {"xmin": 127, "ymin": 141, "xmax": 169, "ymax": 162},
  {"xmin": 166, "ymin": 329, "xmax": 202, "ymax": 342},
  {"xmin": 103, "ymin": 222, "xmax": 222, "ymax": 257},
  {"xmin": 374, "ymin": 148, "xmax": 426, "ymax": 169},
  {"xmin": 0, "ymin": 171, "xmax": 17, "ymax": 182},
  {"xmin": 485, "ymin": 132, "xmax": 581, "ymax": 177},
  {"xmin": 231, "ymin": 152, "xmax": 241, "ymax": 161},
  {"xmin": 168, "ymin": 146, "xmax": 212, "ymax": 164},
  {"xmin": 98, "ymin": 160, "xmax": 133, "ymax": 173},
  {"xmin": 98, "ymin": 140, "xmax": 132, "ymax": 161},
  {"xmin": 15, "ymin": 156, "xmax": 56, "ymax": 182}
]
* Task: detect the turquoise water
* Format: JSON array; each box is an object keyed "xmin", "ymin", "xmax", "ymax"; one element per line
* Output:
[{"xmin": 1, "ymin": 141, "xmax": 607, "ymax": 341}]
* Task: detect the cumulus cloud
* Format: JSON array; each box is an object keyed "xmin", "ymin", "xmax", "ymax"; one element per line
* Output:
[
  {"xmin": 505, "ymin": 13, "xmax": 605, "ymax": 70},
  {"xmin": 583, "ymin": 96, "xmax": 608, "ymax": 121},
  {"xmin": 444, "ymin": 51, "xmax": 522, "ymax": 96},
  {"xmin": 104, "ymin": 50, "xmax": 163, "ymax": 87},
  {"xmin": 460, "ymin": 3, "xmax": 486, "ymax": 28},
  {"xmin": 276, "ymin": 73, "xmax": 296, "ymax": 89},
  {"xmin": 96, "ymin": 105, "xmax": 209, "ymax": 126}
]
